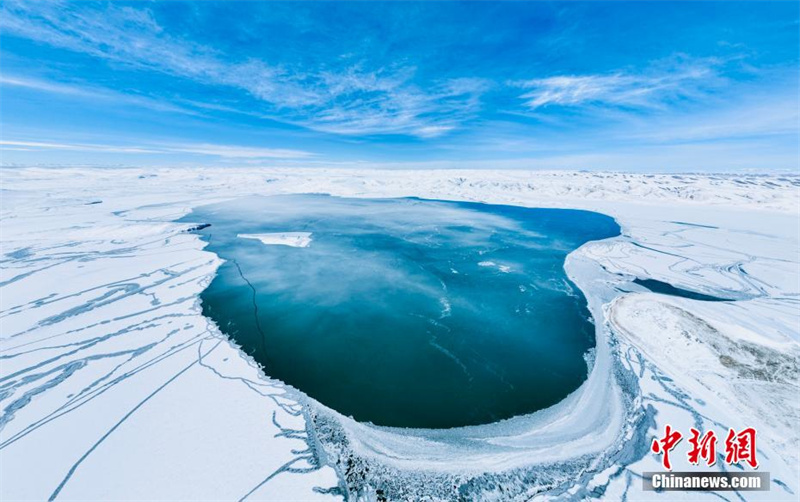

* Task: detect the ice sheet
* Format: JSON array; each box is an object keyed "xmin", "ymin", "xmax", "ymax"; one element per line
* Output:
[{"xmin": 1, "ymin": 167, "xmax": 797, "ymax": 500}]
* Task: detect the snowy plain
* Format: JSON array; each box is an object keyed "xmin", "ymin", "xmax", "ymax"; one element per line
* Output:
[{"xmin": 0, "ymin": 167, "xmax": 798, "ymax": 501}]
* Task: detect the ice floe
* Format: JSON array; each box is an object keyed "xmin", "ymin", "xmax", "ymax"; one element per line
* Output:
[
  {"xmin": 238, "ymin": 232, "xmax": 313, "ymax": 248},
  {"xmin": 477, "ymin": 260, "xmax": 512, "ymax": 273}
]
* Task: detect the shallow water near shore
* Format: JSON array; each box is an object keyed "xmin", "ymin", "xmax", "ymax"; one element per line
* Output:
[{"xmin": 184, "ymin": 195, "xmax": 620, "ymax": 428}]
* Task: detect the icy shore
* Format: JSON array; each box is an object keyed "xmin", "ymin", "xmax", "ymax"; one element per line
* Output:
[{"xmin": 1, "ymin": 167, "xmax": 798, "ymax": 501}]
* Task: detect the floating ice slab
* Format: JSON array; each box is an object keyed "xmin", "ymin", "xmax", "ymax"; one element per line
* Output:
[
  {"xmin": 238, "ymin": 232, "xmax": 312, "ymax": 247},
  {"xmin": 478, "ymin": 260, "xmax": 511, "ymax": 273}
]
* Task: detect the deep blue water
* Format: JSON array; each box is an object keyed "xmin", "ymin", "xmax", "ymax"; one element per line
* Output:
[{"xmin": 184, "ymin": 195, "xmax": 620, "ymax": 428}]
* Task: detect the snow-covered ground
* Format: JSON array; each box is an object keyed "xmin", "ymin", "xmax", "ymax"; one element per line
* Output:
[{"xmin": 1, "ymin": 167, "xmax": 798, "ymax": 501}]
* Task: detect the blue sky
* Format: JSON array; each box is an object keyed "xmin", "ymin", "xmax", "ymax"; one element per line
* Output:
[{"xmin": 1, "ymin": 1, "xmax": 798, "ymax": 171}]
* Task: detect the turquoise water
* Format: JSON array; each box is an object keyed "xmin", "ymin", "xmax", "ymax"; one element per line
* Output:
[{"xmin": 185, "ymin": 195, "xmax": 620, "ymax": 429}]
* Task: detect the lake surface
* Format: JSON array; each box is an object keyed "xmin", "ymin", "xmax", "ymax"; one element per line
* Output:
[{"xmin": 185, "ymin": 195, "xmax": 620, "ymax": 428}]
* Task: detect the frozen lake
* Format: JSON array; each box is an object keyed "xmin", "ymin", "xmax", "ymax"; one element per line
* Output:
[{"xmin": 185, "ymin": 195, "xmax": 620, "ymax": 428}]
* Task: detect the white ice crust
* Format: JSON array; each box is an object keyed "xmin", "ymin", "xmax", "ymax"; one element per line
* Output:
[
  {"xmin": 238, "ymin": 232, "xmax": 312, "ymax": 248},
  {"xmin": 1, "ymin": 167, "xmax": 798, "ymax": 501}
]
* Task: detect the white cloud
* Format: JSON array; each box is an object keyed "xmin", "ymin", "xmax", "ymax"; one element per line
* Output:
[
  {"xmin": 0, "ymin": 1, "xmax": 487, "ymax": 138},
  {"xmin": 304, "ymin": 78, "xmax": 484, "ymax": 138},
  {"xmin": 0, "ymin": 140, "xmax": 314, "ymax": 159},
  {"xmin": 0, "ymin": 75, "xmax": 200, "ymax": 116},
  {"xmin": 165, "ymin": 143, "xmax": 313, "ymax": 159},
  {"xmin": 0, "ymin": 140, "xmax": 162, "ymax": 154},
  {"xmin": 0, "ymin": 2, "xmax": 315, "ymax": 104},
  {"xmin": 514, "ymin": 58, "xmax": 722, "ymax": 110}
]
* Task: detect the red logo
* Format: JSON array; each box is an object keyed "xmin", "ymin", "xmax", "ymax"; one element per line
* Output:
[
  {"xmin": 651, "ymin": 424, "xmax": 682, "ymax": 470},
  {"xmin": 687, "ymin": 428, "xmax": 717, "ymax": 467},
  {"xmin": 651, "ymin": 425, "xmax": 758, "ymax": 471},
  {"xmin": 724, "ymin": 427, "xmax": 758, "ymax": 469}
]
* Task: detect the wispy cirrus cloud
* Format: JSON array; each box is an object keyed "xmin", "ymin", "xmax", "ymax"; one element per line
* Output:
[
  {"xmin": 305, "ymin": 75, "xmax": 490, "ymax": 137},
  {"xmin": 0, "ymin": 1, "xmax": 487, "ymax": 138},
  {"xmin": 165, "ymin": 143, "xmax": 313, "ymax": 159},
  {"xmin": 0, "ymin": 140, "xmax": 314, "ymax": 159},
  {"xmin": 0, "ymin": 1, "xmax": 306, "ymax": 103},
  {"xmin": 0, "ymin": 75, "xmax": 201, "ymax": 116},
  {"xmin": 513, "ymin": 57, "xmax": 723, "ymax": 110}
]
